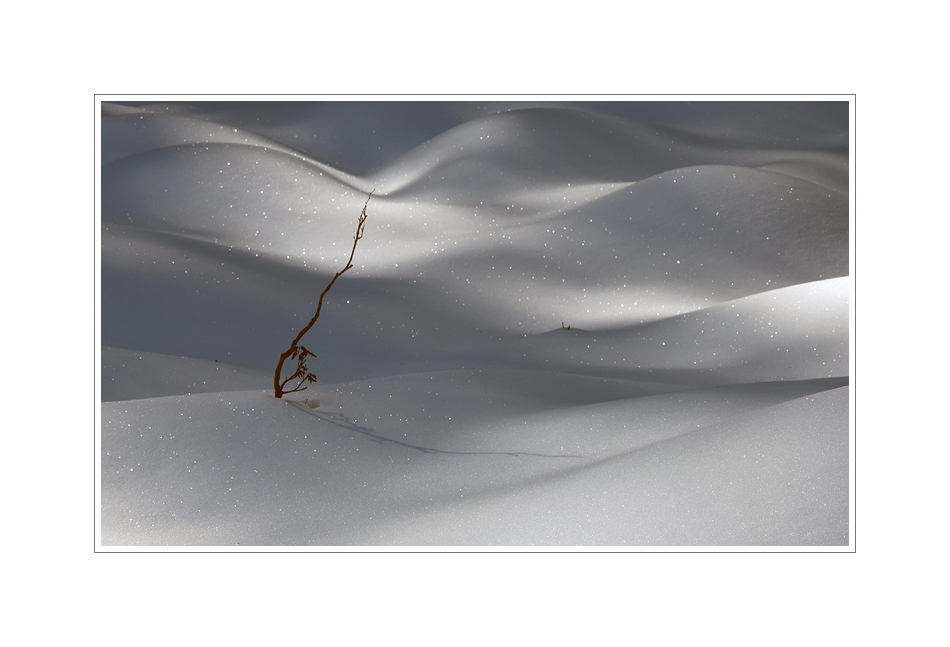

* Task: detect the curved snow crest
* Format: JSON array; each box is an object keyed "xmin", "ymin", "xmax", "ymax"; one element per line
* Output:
[
  {"xmin": 364, "ymin": 107, "xmax": 679, "ymax": 196},
  {"xmin": 103, "ymin": 103, "xmax": 848, "ymax": 204},
  {"xmin": 510, "ymin": 277, "xmax": 849, "ymax": 384},
  {"xmin": 364, "ymin": 106, "xmax": 849, "ymax": 198},
  {"xmin": 101, "ymin": 102, "xmax": 848, "ymax": 287},
  {"xmin": 101, "ymin": 102, "xmax": 369, "ymax": 190}
]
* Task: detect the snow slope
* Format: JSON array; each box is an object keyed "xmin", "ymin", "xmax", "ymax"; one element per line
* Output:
[{"xmin": 99, "ymin": 100, "xmax": 850, "ymax": 547}]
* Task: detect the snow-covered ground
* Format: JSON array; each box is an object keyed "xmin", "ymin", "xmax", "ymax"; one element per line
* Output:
[{"xmin": 98, "ymin": 100, "xmax": 851, "ymax": 547}]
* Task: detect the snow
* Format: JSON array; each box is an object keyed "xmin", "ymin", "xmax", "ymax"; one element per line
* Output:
[{"xmin": 99, "ymin": 100, "xmax": 851, "ymax": 547}]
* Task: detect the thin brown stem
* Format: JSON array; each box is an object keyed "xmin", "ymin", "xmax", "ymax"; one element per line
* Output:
[
  {"xmin": 273, "ymin": 190, "xmax": 373, "ymax": 398},
  {"xmin": 279, "ymin": 374, "xmax": 296, "ymax": 390}
]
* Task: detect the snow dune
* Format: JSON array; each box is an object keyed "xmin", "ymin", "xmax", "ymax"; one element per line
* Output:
[{"xmin": 99, "ymin": 100, "xmax": 850, "ymax": 546}]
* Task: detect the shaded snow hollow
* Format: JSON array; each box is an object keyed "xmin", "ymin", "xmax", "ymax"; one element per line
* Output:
[{"xmin": 100, "ymin": 100, "xmax": 850, "ymax": 547}]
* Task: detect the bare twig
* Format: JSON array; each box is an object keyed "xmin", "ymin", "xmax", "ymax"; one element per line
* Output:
[{"xmin": 273, "ymin": 191, "xmax": 373, "ymax": 398}]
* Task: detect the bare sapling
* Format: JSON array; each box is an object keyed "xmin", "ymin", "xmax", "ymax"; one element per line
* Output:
[{"xmin": 273, "ymin": 191, "xmax": 373, "ymax": 398}]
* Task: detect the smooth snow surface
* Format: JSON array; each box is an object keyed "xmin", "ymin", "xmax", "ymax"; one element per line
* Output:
[{"xmin": 100, "ymin": 100, "xmax": 850, "ymax": 547}]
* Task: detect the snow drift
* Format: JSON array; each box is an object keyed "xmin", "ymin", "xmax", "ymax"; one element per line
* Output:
[{"xmin": 99, "ymin": 100, "xmax": 851, "ymax": 547}]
